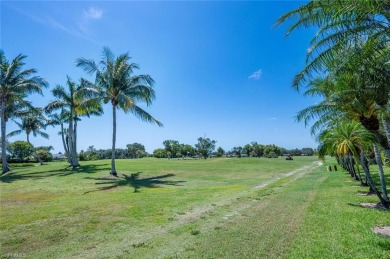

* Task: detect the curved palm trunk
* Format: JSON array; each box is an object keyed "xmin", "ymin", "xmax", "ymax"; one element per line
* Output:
[
  {"xmin": 74, "ymin": 118, "xmax": 77, "ymax": 155},
  {"xmin": 65, "ymin": 132, "xmax": 71, "ymax": 163},
  {"xmin": 379, "ymin": 119, "xmax": 390, "ymax": 166},
  {"xmin": 27, "ymin": 133, "xmax": 43, "ymax": 165},
  {"xmin": 1, "ymin": 99, "xmax": 10, "ymax": 174},
  {"xmin": 111, "ymin": 104, "xmax": 117, "ymax": 176},
  {"xmin": 349, "ymin": 155, "xmax": 360, "ymax": 181},
  {"xmin": 72, "ymin": 118, "xmax": 79, "ymax": 166},
  {"xmin": 344, "ymin": 155, "xmax": 354, "ymax": 178},
  {"xmin": 381, "ymin": 116, "xmax": 390, "ymax": 149},
  {"xmin": 353, "ymin": 156, "xmax": 365, "ymax": 186},
  {"xmin": 360, "ymin": 153, "xmax": 389, "ymax": 208},
  {"xmin": 60, "ymin": 124, "xmax": 70, "ymax": 162},
  {"xmin": 373, "ymin": 144, "xmax": 389, "ymax": 202},
  {"xmin": 68, "ymin": 114, "xmax": 79, "ymax": 168}
]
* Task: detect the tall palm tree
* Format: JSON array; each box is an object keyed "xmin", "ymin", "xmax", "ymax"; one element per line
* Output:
[
  {"xmin": 76, "ymin": 47, "xmax": 163, "ymax": 176},
  {"xmin": 47, "ymin": 110, "xmax": 70, "ymax": 162},
  {"xmin": 278, "ymin": 2, "xmax": 390, "ymax": 154},
  {"xmin": 45, "ymin": 76, "xmax": 102, "ymax": 168},
  {"xmin": 0, "ymin": 50, "xmax": 47, "ymax": 174},
  {"xmin": 296, "ymin": 41, "xmax": 390, "ymax": 157},
  {"xmin": 8, "ymin": 108, "xmax": 49, "ymax": 165}
]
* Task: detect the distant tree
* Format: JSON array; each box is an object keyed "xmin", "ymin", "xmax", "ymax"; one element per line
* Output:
[
  {"xmin": 127, "ymin": 143, "xmax": 146, "ymax": 158},
  {"xmin": 291, "ymin": 148, "xmax": 302, "ymax": 156},
  {"xmin": 243, "ymin": 144, "xmax": 253, "ymax": 157},
  {"xmin": 251, "ymin": 142, "xmax": 264, "ymax": 157},
  {"xmin": 36, "ymin": 149, "xmax": 53, "ymax": 162},
  {"xmin": 153, "ymin": 148, "xmax": 168, "ymax": 158},
  {"xmin": 266, "ymin": 151, "xmax": 278, "ymax": 158},
  {"xmin": 79, "ymin": 150, "xmax": 87, "ymax": 161},
  {"xmin": 216, "ymin": 147, "xmax": 225, "ymax": 157},
  {"xmin": 0, "ymin": 50, "xmax": 48, "ymax": 173},
  {"xmin": 7, "ymin": 141, "xmax": 33, "ymax": 161},
  {"xmin": 179, "ymin": 144, "xmax": 196, "ymax": 157},
  {"xmin": 163, "ymin": 140, "xmax": 180, "ymax": 158},
  {"xmin": 301, "ymin": 147, "xmax": 315, "ymax": 156},
  {"xmin": 195, "ymin": 137, "xmax": 216, "ymax": 159},
  {"xmin": 8, "ymin": 108, "xmax": 50, "ymax": 165},
  {"xmin": 34, "ymin": 145, "xmax": 54, "ymax": 162},
  {"xmin": 231, "ymin": 146, "xmax": 243, "ymax": 158},
  {"xmin": 85, "ymin": 145, "xmax": 99, "ymax": 160},
  {"xmin": 264, "ymin": 144, "xmax": 282, "ymax": 158},
  {"xmin": 135, "ymin": 149, "xmax": 147, "ymax": 158}
]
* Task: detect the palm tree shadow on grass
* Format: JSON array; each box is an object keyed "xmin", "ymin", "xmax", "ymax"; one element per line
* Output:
[
  {"xmin": 0, "ymin": 164, "xmax": 109, "ymax": 183},
  {"xmin": 84, "ymin": 172, "xmax": 185, "ymax": 194}
]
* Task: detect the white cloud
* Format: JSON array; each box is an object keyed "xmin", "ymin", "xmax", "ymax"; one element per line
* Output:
[
  {"xmin": 84, "ymin": 7, "xmax": 103, "ymax": 19},
  {"xmin": 248, "ymin": 69, "xmax": 263, "ymax": 80},
  {"xmin": 268, "ymin": 117, "xmax": 277, "ymax": 121}
]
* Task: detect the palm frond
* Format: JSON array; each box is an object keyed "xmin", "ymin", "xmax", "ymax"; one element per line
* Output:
[{"xmin": 130, "ymin": 105, "xmax": 163, "ymax": 127}]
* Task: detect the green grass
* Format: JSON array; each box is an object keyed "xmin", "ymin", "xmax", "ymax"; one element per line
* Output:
[{"xmin": 0, "ymin": 157, "xmax": 389, "ymax": 258}]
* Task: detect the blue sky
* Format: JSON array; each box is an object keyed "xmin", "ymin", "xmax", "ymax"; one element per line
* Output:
[{"xmin": 1, "ymin": 1, "xmax": 320, "ymax": 153}]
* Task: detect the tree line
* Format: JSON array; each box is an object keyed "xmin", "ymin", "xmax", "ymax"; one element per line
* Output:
[{"xmin": 4, "ymin": 137, "xmax": 314, "ymax": 162}]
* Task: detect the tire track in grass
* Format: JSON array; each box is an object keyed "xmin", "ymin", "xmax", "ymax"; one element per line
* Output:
[
  {"xmin": 73, "ymin": 161, "xmax": 323, "ymax": 258},
  {"xmin": 132, "ymin": 161, "xmax": 324, "ymax": 258},
  {"xmin": 178, "ymin": 165, "xmax": 328, "ymax": 258},
  {"xmin": 176, "ymin": 161, "xmax": 323, "ymax": 224}
]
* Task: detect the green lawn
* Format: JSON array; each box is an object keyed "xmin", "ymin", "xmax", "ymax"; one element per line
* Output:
[{"xmin": 0, "ymin": 157, "xmax": 389, "ymax": 258}]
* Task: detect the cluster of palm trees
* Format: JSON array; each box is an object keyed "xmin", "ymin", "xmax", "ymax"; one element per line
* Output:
[
  {"xmin": 277, "ymin": 1, "xmax": 390, "ymax": 208},
  {"xmin": 0, "ymin": 47, "xmax": 162, "ymax": 176}
]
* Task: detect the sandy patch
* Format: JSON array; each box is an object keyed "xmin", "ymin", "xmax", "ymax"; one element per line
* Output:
[{"xmin": 373, "ymin": 226, "xmax": 390, "ymax": 238}]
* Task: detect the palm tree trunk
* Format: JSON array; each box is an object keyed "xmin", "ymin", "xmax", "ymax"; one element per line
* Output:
[
  {"xmin": 344, "ymin": 155, "xmax": 354, "ymax": 177},
  {"xmin": 1, "ymin": 99, "xmax": 10, "ymax": 174},
  {"xmin": 68, "ymin": 115, "xmax": 79, "ymax": 168},
  {"xmin": 349, "ymin": 155, "xmax": 359, "ymax": 181},
  {"xmin": 379, "ymin": 119, "xmax": 390, "ymax": 166},
  {"xmin": 353, "ymin": 157, "xmax": 364, "ymax": 186},
  {"xmin": 27, "ymin": 134, "xmax": 43, "ymax": 165},
  {"xmin": 74, "ymin": 119, "xmax": 77, "ymax": 155},
  {"xmin": 68, "ymin": 117, "xmax": 75, "ymax": 166},
  {"xmin": 111, "ymin": 104, "xmax": 117, "ymax": 176},
  {"xmin": 60, "ymin": 124, "xmax": 70, "ymax": 162},
  {"xmin": 72, "ymin": 118, "xmax": 79, "ymax": 166},
  {"xmin": 360, "ymin": 153, "xmax": 389, "ymax": 208},
  {"xmin": 65, "ymin": 131, "xmax": 71, "ymax": 163},
  {"xmin": 381, "ymin": 116, "xmax": 390, "ymax": 148},
  {"xmin": 373, "ymin": 144, "xmax": 389, "ymax": 202}
]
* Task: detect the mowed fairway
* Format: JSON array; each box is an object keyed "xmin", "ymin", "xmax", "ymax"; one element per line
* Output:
[{"xmin": 1, "ymin": 157, "xmax": 389, "ymax": 258}]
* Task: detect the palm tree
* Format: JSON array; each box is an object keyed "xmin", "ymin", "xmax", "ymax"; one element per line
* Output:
[
  {"xmin": 47, "ymin": 110, "xmax": 70, "ymax": 162},
  {"xmin": 0, "ymin": 50, "xmax": 48, "ymax": 174},
  {"xmin": 318, "ymin": 121, "xmax": 389, "ymax": 208},
  {"xmin": 76, "ymin": 47, "xmax": 163, "ymax": 176},
  {"xmin": 45, "ymin": 76, "xmax": 102, "ymax": 168},
  {"xmin": 295, "ymin": 41, "xmax": 390, "ymax": 158},
  {"xmin": 8, "ymin": 108, "xmax": 49, "ymax": 165},
  {"xmin": 278, "ymin": 2, "xmax": 390, "ymax": 153},
  {"xmin": 276, "ymin": 1, "xmax": 390, "ymax": 89}
]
